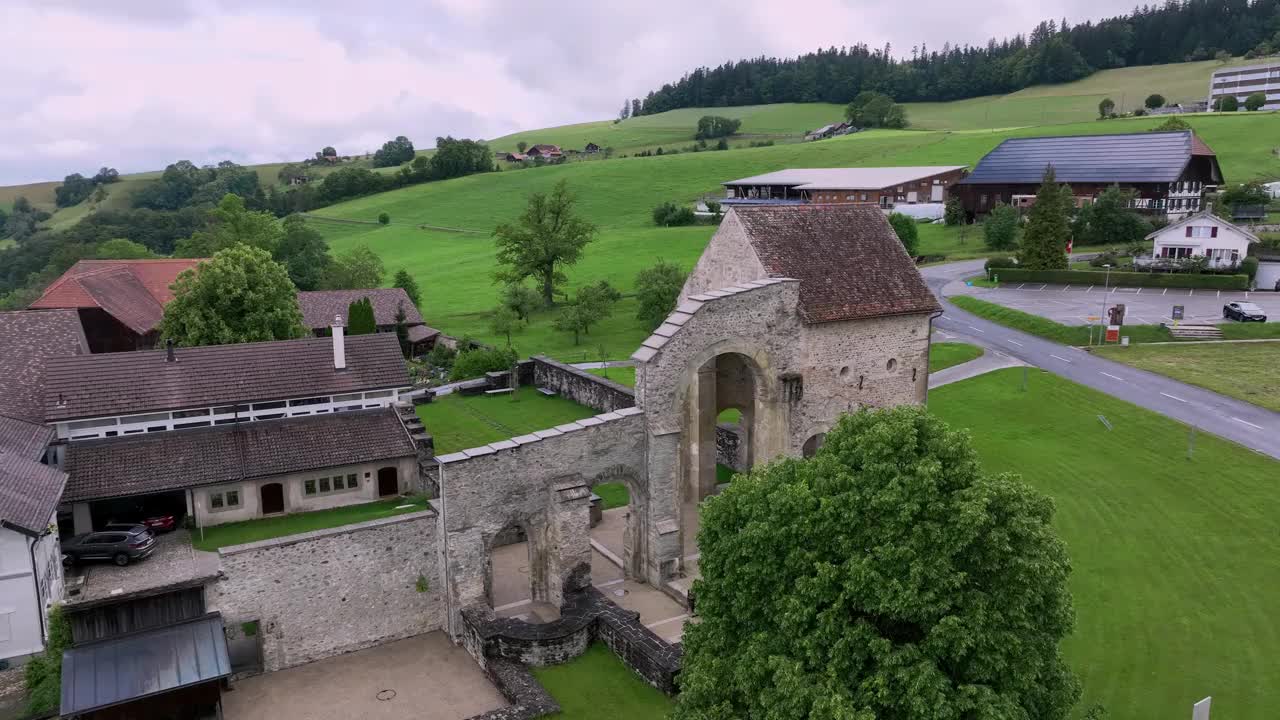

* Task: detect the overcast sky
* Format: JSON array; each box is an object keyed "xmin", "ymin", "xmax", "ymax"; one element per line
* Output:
[{"xmin": 1, "ymin": 0, "xmax": 1134, "ymax": 185}]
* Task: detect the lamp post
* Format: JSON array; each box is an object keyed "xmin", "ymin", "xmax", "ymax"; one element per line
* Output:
[{"xmin": 1101, "ymin": 264, "xmax": 1113, "ymax": 343}]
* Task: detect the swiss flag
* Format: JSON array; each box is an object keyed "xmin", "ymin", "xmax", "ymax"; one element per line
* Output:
[{"xmin": 1066, "ymin": 238, "xmax": 1073, "ymax": 255}]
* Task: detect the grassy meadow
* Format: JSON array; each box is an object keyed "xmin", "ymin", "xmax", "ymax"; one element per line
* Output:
[
  {"xmin": 1093, "ymin": 341, "xmax": 1280, "ymax": 411},
  {"xmin": 415, "ymin": 385, "xmax": 599, "ymax": 454},
  {"xmin": 930, "ymin": 368, "xmax": 1280, "ymax": 719},
  {"xmin": 309, "ymin": 111, "xmax": 1280, "ymax": 359}
]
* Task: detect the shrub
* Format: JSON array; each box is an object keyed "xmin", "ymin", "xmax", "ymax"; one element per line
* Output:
[
  {"xmin": 983, "ymin": 203, "xmax": 1020, "ymax": 250},
  {"xmin": 715, "ymin": 138, "xmax": 729, "ymax": 151},
  {"xmin": 652, "ymin": 201, "xmax": 696, "ymax": 227},
  {"xmin": 695, "ymin": 115, "xmax": 742, "ymax": 140},
  {"xmin": 1245, "ymin": 92, "xmax": 1267, "ymax": 111},
  {"xmin": 1089, "ymin": 251, "xmax": 1121, "ymax": 268},
  {"xmin": 887, "ymin": 213, "xmax": 920, "ymax": 256},
  {"xmin": 705, "ymin": 199, "xmax": 722, "ymax": 216},
  {"xmin": 24, "ymin": 606, "xmax": 71, "ymax": 716},
  {"xmin": 984, "ymin": 257, "xmax": 1018, "ymax": 277},
  {"xmin": 378, "ymin": 212, "xmax": 390, "ymax": 225},
  {"xmin": 1220, "ymin": 95, "xmax": 1240, "ymax": 111},
  {"xmin": 1133, "ymin": 108, "xmax": 1146, "ymax": 116},
  {"xmin": 943, "ymin": 197, "xmax": 964, "ymax": 226},
  {"xmin": 451, "ymin": 345, "xmax": 517, "ymax": 380},
  {"xmin": 1241, "ymin": 256, "xmax": 1259, "ymax": 281},
  {"xmin": 1151, "ymin": 117, "xmax": 1191, "ymax": 132},
  {"xmin": 993, "ymin": 267, "xmax": 1247, "ymax": 290},
  {"xmin": 1145, "ymin": 93, "xmax": 1166, "ymax": 109},
  {"xmin": 426, "ymin": 342, "xmax": 456, "ymax": 372}
]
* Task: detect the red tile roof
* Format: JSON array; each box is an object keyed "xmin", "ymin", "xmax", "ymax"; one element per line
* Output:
[
  {"xmin": 1190, "ymin": 133, "xmax": 1216, "ymax": 157},
  {"xmin": 29, "ymin": 259, "xmax": 201, "ymax": 333},
  {"xmin": 731, "ymin": 205, "xmax": 940, "ymax": 323}
]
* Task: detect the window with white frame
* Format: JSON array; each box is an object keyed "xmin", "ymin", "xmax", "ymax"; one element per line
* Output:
[
  {"xmin": 304, "ymin": 473, "xmax": 360, "ymax": 497},
  {"xmin": 1188, "ymin": 226, "xmax": 1213, "ymax": 238},
  {"xmin": 209, "ymin": 489, "xmax": 241, "ymax": 511}
]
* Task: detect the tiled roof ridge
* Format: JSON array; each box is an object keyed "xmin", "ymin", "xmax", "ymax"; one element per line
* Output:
[
  {"xmin": 628, "ymin": 278, "xmax": 799, "ymax": 365},
  {"xmin": 434, "ymin": 406, "xmax": 645, "ymax": 464}
]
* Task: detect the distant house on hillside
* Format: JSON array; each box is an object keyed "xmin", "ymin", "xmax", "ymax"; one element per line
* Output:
[
  {"xmin": 504, "ymin": 152, "xmax": 528, "ymax": 162},
  {"xmin": 28, "ymin": 259, "xmax": 202, "ymax": 353},
  {"xmin": 804, "ymin": 122, "xmax": 852, "ymax": 141},
  {"xmin": 296, "ymin": 288, "xmax": 440, "ymax": 355},
  {"xmin": 526, "ymin": 144, "xmax": 564, "ymax": 160},
  {"xmin": 722, "ymin": 166, "xmax": 968, "ymax": 209},
  {"xmin": 954, "ymin": 130, "xmax": 1222, "ymax": 220}
]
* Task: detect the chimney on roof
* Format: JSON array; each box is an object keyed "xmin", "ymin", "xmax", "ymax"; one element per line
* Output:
[
  {"xmin": 166, "ymin": 338, "xmax": 175, "ymax": 362},
  {"xmin": 332, "ymin": 314, "xmax": 346, "ymax": 370}
]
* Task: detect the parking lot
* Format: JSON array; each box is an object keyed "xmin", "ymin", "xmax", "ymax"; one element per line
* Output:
[{"xmin": 956, "ymin": 283, "xmax": 1280, "ymax": 325}]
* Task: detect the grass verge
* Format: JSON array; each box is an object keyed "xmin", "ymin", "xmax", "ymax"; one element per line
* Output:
[
  {"xmin": 531, "ymin": 643, "xmax": 673, "ymax": 719},
  {"xmin": 930, "ymin": 368, "xmax": 1280, "ymax": 719},
  {"xmin": 416, "ymin": 385, "xmax": 598, "ymax": 454},
  {"xmin": 587, "ymin": 366, "xmax": 636, "ymax": 387},
  {"xmin": 192, "ymin": 495, "xmax": 428, "ymax": 551},
  {"xmin": 1093, "ymin": 341, "xmax": 1280, "ymax": 411},
  {"xmin": 594, "ymin": 482, "xmax": 629, "ymax": 509},
  {"xmin": 929, "ymin": 341, "xmax": 984, "ymax": 372}
]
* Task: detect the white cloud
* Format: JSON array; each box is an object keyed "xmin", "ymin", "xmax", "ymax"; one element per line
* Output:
[{"xmin": 0, "ymin": 0, "xmax": 1134, "ymax": 184}]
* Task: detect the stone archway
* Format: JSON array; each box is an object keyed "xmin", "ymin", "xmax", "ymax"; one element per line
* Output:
[
  {"xmin": 801, "ymin": 433, "xmax": 826, "ymax": 458},
  {"xmin": 589, "ymin": 465, "xmax": 648, "ymax": 581}
]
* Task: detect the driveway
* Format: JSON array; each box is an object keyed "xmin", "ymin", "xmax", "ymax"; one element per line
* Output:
[
  {"xmin": 921, "ymin": 260, "xmax": 1280, "ymax": 460},
  {"xmin": 951, "ymin": 281, "xmax": 1280, "ymax": 326},
  {"xmin": 222, "ymin": 632, "xmax": 506, "ymax": 720}
]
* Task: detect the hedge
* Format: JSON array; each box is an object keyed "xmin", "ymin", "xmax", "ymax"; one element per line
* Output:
[{"xmin": 987, "ymin": 267, "xmax": 1248, "ymax": 290}]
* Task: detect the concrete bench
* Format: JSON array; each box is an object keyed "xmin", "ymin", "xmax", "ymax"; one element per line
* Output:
[
  {"xmin": 536, "ymin": 387, "xmax": 557, "ymax": 397},
  {"xmin": 484, "ymin": 388, "xmax": 514, "ymax": 395}
]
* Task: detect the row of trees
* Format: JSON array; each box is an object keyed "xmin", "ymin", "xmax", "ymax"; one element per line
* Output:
[
  {"xmin": 53, "ymin": 167, "xmax": 119, "ymax": 208},
  {"xmin": 631, "ymin": 0, "xmax": 1280, "ymax": 115}
]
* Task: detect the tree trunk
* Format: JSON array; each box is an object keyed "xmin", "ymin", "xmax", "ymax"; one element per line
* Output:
[{"xmin": 541, "ymin": 270, "xmax": 555, "ymax": 307}]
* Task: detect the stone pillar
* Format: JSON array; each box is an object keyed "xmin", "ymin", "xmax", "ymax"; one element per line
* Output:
[
  {"xmin": 644, "ymin": 431, "xmax": 683, "ymax": 584},
  {"xmin": 691, "ymin": 364, "xmax": 718, "ymax": 502},
  {"xmin": 548, "ymin": 480, "xmax": 592, "ymax": 608},
  {"xmin": 72, "ymin": 502, "xmax": 93, "ymax": 535},
  {"xmin": 446, "ymin": 527, "xmax": 485, "ymax": 639}
]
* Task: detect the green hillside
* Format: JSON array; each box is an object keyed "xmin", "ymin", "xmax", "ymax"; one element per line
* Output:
[{"xmin": 309, "ymin": 112, "xmax": 1280, "ymax": 360}]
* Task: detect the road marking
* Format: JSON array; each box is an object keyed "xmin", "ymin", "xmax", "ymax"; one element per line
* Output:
[
  {"xmin": 1162, "ymin": 288, "xmax": 1168, "ymax": 295},
  {"xmin": 1049, "ymin": 354, "xmax": 1072, "ymax": 363},
  {"xmin": 936, "ymin": 331, "xmax": 955, "ymax": 339},
  {"xmin": 1063, "ymin": 285, "xmax": 1071, "ymax": 291},
  {"xmin": 1160, "ymin": 392, "xmax": 1188, "ymax": 403},
  {"xmin": 1017, "ymin": 283, "xmax": 1027, "ymax": 289},
  {"xmin": 1232, "ymin": 417, "xmax": 1263, "ymax": 430},
  {"xmin": 1085, "ymin": 285, "xmax": 1094, "ymax": 292},
  {"xmin": 966, "ymin": 325, "xmax": 985, "ymax": 333},
  {"xmin": 1007, "ymin": 339, "xmax": 1024, "ymax": 346},
  {"xmin": 994, "ymin": 350, "xmax": 1009, "ymax": 358},
  {"xmin": 1099, "ymin": 372, "xmax": 1126, "ymax": 382}
]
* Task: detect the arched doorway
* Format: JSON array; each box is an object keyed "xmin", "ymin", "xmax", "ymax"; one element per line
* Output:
[
  {"xmin": 260, "ymin": 483, "xmax": 284, "ymax": 515},
  {"xmin": 802, "ymin": 433, "xmax": 826, "ymax": 458},
  {"xmin": 486, "ymin": 522, "xmax": 557, "ymax": 623},
  {"xmin": 377, "ymin": 467, "xmax": 398, "ymax": 497},
  {"xmin": 686, "ymin": 352, "xmax": 761, "ymax": 503}
]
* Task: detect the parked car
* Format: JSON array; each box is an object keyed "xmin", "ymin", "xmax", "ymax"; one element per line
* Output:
[
  {"xmin": 107, "ymin": 512, "xmax": 177, "ymax": 533},
  {"xmin": 62, "ymin": 528, "xmax": 156, "ymax": 567},
  {"xmin": 1223, "ymin": 301, "xmax": 1267, "ymax": 322}
]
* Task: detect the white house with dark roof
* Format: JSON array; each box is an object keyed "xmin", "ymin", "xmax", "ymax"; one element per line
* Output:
[{"xmin": 1145, "ymin": 211, "xmax": 1258, "ymax": 269}]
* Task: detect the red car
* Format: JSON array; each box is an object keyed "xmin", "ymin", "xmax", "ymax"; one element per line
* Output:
[{"xmin": 107, "ymin": 514, "xmax": 177, "ymax": 533}]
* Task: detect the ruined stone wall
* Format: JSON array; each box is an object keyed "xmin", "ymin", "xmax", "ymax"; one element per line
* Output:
[
  {"xmin": 792, "ymin": 313, "xmax": 933, "ymax": 451},
  {"xmin": 679, "ymin": 212, "xmax": 767, "ymax": 302},
  {"xmin": 435, "ymin": 411, "xmax": 652, "ymax": 634},
  {"xmin": 210, "ymin": 510, "xmax": 444, "ymax": 672},
  {"xmin": 716, "ymin": 422, "xmax": 744, "ymax": 471},
  {"xmin": 531, "ymin": 356, "xmax": 635, "ymax": 413}
]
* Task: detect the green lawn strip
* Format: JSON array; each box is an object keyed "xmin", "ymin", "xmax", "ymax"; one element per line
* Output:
[
  {"xmin": 929, "ymin": 342, "xmax": 984, "ymax": 372},
  {"xmin": 930, "ymin": 368, "xmax": 1280, "ymax": 719},
  {"xmin": 716, "ymin": 464, "xmax": 737, "ymax": 484},
  {"xmin": 1093, "ymin": 341, "xmax": 1280, "ymax": 412},
  {"xmin": 949, "ymin": 295, "xmax": 1174, "ymax": 344},
  {"xmin": 1220, "ymin": 323, "xmax": 1280, "ymax": 340},
  {"xmin": 531, "ymin": 643, "xmax": 673, "ymax": 719},
  {"xmin": 415, "ymin": 385, "xmax": 598, "ymax": 454},
  {"xmin": 192, "ymin": 496, "xmax": 428, "ymax": 551},
  {"xmin": 586, "ymin": 366, "xmax": 636, "ymax": 387},
  {"xmin": 593, "ymin": 482, "xmax": 629, "ymax": 509}
]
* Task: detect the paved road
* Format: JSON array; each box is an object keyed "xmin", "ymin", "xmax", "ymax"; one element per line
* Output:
[
  {"xmin": 951, "ymin": 281, "xmax": 1280, "ymax": 326},
  {"xmin": 923, "ymin": 260, "xmax": 1280, "ymax": 460}
]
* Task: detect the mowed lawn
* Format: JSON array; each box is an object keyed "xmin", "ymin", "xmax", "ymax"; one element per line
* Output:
[
  {"xmin": 928, "ymin": 341, "xmax": 984, "ymax": 372},
  {"xmin": 1094, "ymin": 341, "xmax": 1280, "ymax": 411},
  {"xmin": 532, "ymin": 643, "xmax": 673, "ymax": 719},
  {"xmin": 415, "ymin": 385, "xmax": 598, "ymax": 454},
  {"xmin": 930, "ymin": 368, "xmax": 1280, "ymax": 719},
  {"xmin": 191, "ymin": 495, "xmax": 429, "ymax": 551}
]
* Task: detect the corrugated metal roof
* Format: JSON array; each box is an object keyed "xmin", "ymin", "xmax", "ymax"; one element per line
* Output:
[
  {"xmin": 61, "ymin": 614, "xmax": 231, "ymax": 716},
  {"xmin": 724, "ymin": 167, "xmax": 966, "ymax": 190},
  {"xmin": 959, "ymin": 131, "xmax": 1197, "ymax": 185}
]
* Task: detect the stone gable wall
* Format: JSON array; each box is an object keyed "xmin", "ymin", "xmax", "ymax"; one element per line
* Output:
[
  {"xmin": 210, "ymin": 510, "xmax": 444, "ymax": 672},
  {"xmin": 679, "ymin": 212, "xmax": 766, "ymax": 302}
]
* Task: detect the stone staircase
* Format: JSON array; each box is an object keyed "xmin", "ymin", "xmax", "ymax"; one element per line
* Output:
[{"xmin": 1166, "ymin": 324, "xmax": 1224, "ymax": 340}]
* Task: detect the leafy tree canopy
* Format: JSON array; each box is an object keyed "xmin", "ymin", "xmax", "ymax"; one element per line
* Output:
[
  {"xmin": 694, "ymin": 115, "xmax": 742, "ymax": 140},
  {"xmin": 323, "ymin": 244, "xmax": 385, "ymax": 289},
  {"xmin": 1218, "ymin": 95, "xmax": 1239, "ymax": 111},
  {"xmin": 1244, "ymin": 91, "xmax": 1267, "ymax": 111},
  {"xmin": 1219, "ymin": 181, "xmax": 1270, "ymax": 211},
  {"xmin": 845, "ymin": 91, "xmax": 908, "ymax": 128},
  {"xmin": 1144, "ymin": 93, "xmax": 1166, "ymax": 108},
  {"xmin": 635, "ymin": 260, "xmax": 687, "ymax": 331},
  {"xmin": 983, "ymin": 202, "xmax": 1020, "ymax": 251},
  {"xmin": 1097, "ymin": 97, "xmax": 1115, "ymax": 118},
  {"xmin": 887, "ymin": 212, "xmax": 920, "ymax": 256},
  {"xmin": 276, "ymin": 214, "xmax": 332, "ymax": 291},
  {"xmin": 394, "ymin": 269, "xmax": 422, "ymax": 307},
  {"xmin": 160, "ymin": 244, "xmax": 306, "ymax": 347},
  {"xmin": 494, "ymin": 180, "xmax": 596, "ymax": 306},
  {"xmin": 430, "ymin": 136, "xmax": 495, "ymax": 180},
  {"xmin": 346, "ymin": 297, "xmax": 377, "ymax": 335},
  {"xmin": 1071, "ymin": 185, "xmax": 1150, "ymax": 246},
  {"xmin": 1150, "ymin": 116, "xmax": 1191, "ymax": 132},
  {"xmin": 55, "ymin": 173, "xmax": 96, "ymax": 208},
  {"xmin": 174, "ymin": 193, "xmax": 284, "ymax": 258},
  {"xmin": 96, "ymin": 238, "xmax": 156, "ymax": 259},
  {"xmin": 372, "ymin": 135, "xmax": 415, "ymax": 167},
  {"xmin": 675, "ymin": 406, "xmax": 1080, "ymax": 720},
  {"xmin": 501, "ymin": 283, "xmax": 542, "ymax": 321},
  {"xmin": 554, "ymin": 280, "xmax": 619, "ymax": 345}
]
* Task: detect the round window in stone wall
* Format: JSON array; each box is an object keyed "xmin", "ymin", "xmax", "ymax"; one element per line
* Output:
[{"xmin": 886, "ymin": 358, "xmax": 898, "ymax": 372}]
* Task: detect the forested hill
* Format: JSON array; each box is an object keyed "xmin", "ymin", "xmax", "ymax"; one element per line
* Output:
[{"xmin": 632, "ymin": 0, "xmax": 1280, "ymax": 114}]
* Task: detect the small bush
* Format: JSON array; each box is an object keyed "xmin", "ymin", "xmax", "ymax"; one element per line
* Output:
[
  {"xmin": 993, "ymin": 267, "xmax": 1247, "ymax": 290},
  {"xmin": 1241, "ymin": 256, "xmax": 1259, "ymax": 281},
  {"xmin": 426, "ymin": 342, "xmax": 456, "ymax": 372},
  {"xmin": 1089, "ymin": 252, "xmax": 1121, "ymax": 268},
  {"xmin": 705, "ymin": 199, "xmax": 722, "ymax": 216},
  {"xmin": 652, "ymin": 202, "xmax": 696, "ymax": 227},
  {"xmin": 984, "ymin": 256, "xmax": 1018, "ymax": 272},
  {"xmin": 451, "ymin": 345, "xmax": 517, "ymax": 380},
  {"xmin": 416, "ymin": 574, "xmax": 430, "ymax": 593},
  {"xmin": 378, "ymin": 212, "xmax": 390, "ymax": 225}
]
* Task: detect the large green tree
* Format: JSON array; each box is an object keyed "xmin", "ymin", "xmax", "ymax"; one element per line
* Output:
[
  {"xmin": 887, "ymin": 212, "xmax": 920, "ymax": 256},
  {"xmin": 494, "ymin": 180, "xmax": 596, "ymax": 306},
  {"xmin": 175, "ymin": 193, "xmax": 284, "ymax": 258},
  {"xmin": 984, "ymin": 202, "xmax": 1020, "ymax": 251},
  {"xmin": 393, "ymin": 269, "xmax": 421, "ymax": 307},
  {"xmin": 844, "ymin": 91, "xmax": 908, "ymax": 128},
  {"xmin": 275, "ymin": 215, "xmax": 332, "ymax": 291},
  {"xmin": 1072, "ymin": 185, "xmax": 1150, "ymax": 246},
  {"xmin": 346, "ymin": 297, "xmax": 376, "ymax": 335},
  {"xmin": 554, "ymin": 281, "xmax": 619, "ymax": 345},
  {"xmin": 160, "ymin": 245, "xmax": 306, "ymax": 346},
  {"xmin": 323, "ymin": 245, "xmax": 385, "ymax": 289},
  {"xmin": 675, "ymin": 406, "xmax": 1080, "ymax": 720},
  {"xmin": 634, "ymin": 260, "xmax": 687, "ymax": 331},
  {"xmin": 1018, "ymin": 166, "xmax": 1071, "ymax": 270}
]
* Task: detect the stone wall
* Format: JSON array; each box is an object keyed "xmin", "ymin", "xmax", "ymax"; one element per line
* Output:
[
  {"xmin": 210, "ymin": 510, "xmax": 444, "ymax": 672},
  {"xmin": 530, "ymin": 356, "xmax": 635, "ymax": 413},
  {"xmin": 715, "ymin": 422, "xmax": 744, "ymax": 471}
]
